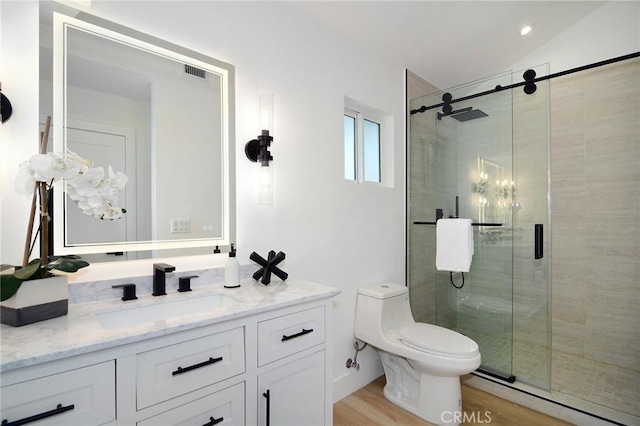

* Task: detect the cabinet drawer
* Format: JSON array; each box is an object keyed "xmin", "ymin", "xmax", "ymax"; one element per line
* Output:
[
  {"xmin": 0, "ymin": 361, "xmax": 115, "ymax": 426},
  {"xmin": 137, "ymin": 327, "xmax": 244, "ymax": 409},
  {"xmin": 137, "ymin": 382, "xmax": 244, "ymax": 426},
  {"xmin": 258, "ymin": 306, "xmax": 325, "ymax": 366}
]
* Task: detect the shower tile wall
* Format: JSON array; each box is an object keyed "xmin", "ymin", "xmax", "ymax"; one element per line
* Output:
[
  {"xmin": 550, "ymin": 58, "xmax": 639, "ymax": 417},
  {"xmin": 407, "ymin": 70, "xmax": 439, "ymax": 325}
]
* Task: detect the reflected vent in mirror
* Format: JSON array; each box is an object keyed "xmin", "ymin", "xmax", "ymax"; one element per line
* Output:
[{"xmin": 184, "ymin": 64, "xmax": 206, "ymax": 79}]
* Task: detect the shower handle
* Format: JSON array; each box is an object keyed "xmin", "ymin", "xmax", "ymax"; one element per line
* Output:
[{"xmin": 534, "ymin": 224, "xmax": 543, "ymax": 259}]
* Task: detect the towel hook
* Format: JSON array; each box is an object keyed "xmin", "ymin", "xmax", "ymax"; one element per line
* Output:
[{"xmin": 450, "ymin": 271, "xmax": 465, "ymax": 289}]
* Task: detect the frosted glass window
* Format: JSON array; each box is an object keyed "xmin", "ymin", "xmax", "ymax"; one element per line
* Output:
[
  {"xmin": 344, "ymin": 99, "xmax": 390, "ymax": 187},
  {"xmin": 364, "ymin": 119, "xmax": 381, "ymax": 182}
]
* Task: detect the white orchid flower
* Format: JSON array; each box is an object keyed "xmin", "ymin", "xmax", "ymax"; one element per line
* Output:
[
  {"xmin": 67, "ymin": 167, "xmax": 105, "ymax": 197},
  {"xmin": 16, "ymin": 150, "xmax": 127, "ymax": 221},
  {"xmin": 94, "ymin": 166, "xmax": 129, "ymax": 196},
  {"xmin": 14, "ymin": 162, "xmax": 36, "ymax": 196},
  {"xmin": 102, "ymin": 207, "xmax": 125, "ymax": 221},
  {"xmin": 107, "ymin": 166, "xmax": 128, "ymax": 190},
  {"xmin": 28, "ymin": 152, "xmax": 80, "ymax": 182},
  {"xmin": 65, "ymin": 149, "xmax": 93, "ymax": 171},
  {"xmin": 92, "ymin": 204, "xmax": 125, "ymax": 220}
]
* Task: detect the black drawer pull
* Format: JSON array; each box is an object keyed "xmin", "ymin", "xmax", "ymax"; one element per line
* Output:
[
  {"xmin": 263, "ymin": 389, "xmax": 271, "ymax": 426},
  {"xmin": 172, "ymin": 356, "xmax": 223, "ymax": 376},
  {"xmin": 2, "ymin": 403, "xmax": 75, "ymax": 426},
  {"xmin": 282, "ymin": 328, "xmax": 313, "ymax": 341},
  {"xmin": 202, "ymin": 416, "xmax": 224, "ymax": 426}
]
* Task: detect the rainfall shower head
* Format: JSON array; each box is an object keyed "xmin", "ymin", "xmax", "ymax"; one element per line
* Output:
[
  {"xmin": 451, "ymin": 108, "xmax": 488, "ymax": 122},
  {"xmin": 437, "ymin": 106, "xmax": 488, "ymax": 122}
]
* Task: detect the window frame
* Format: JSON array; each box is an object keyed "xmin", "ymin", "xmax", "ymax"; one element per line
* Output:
[{"xmin": 344, "ymin": 106, "xmax": 383, "ymax": 184}]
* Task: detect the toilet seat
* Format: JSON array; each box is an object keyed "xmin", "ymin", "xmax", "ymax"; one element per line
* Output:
[{"xmin": 399, "ymin": 323, "xmax": 479, "ymax": 359}]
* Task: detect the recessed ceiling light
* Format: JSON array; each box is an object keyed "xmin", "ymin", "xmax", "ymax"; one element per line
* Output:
[{"xmin": 520, "ymin": 25, "xmax": 533, "ymax": 36}]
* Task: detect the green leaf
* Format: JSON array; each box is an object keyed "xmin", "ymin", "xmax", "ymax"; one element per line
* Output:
[
  {"xmin": 45, "ymin": 258, "xmax": 89, "ymax": 273},
  {"xmin": 1, "ymin": 264, "xmax": 16, "ymax": 272},
  {"xmin": 13, "ymin": 260, "xmax": 42, "ymax": 281},
  {"xmin": 1, "ymin": 274, "xmax": 23, "ymax": 301}
]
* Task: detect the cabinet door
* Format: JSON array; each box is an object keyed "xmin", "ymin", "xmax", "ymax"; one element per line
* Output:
[{"xmin": 258, "ymin": 350, "xmax": 324, "ymax": 426}]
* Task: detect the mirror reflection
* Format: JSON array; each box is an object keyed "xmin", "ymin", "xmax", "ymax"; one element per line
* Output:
[
  {"xmin": 43, "ymin": 12, "xmax": 234, "ymax": 261},
  {"xmin": 472, "ymin": 157, "xmax": 518, "ymax": 229}
]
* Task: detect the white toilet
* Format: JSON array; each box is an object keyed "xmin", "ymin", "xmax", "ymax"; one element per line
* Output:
[{"xmin": 354, "ymin": 283, "xmax": 481, "ymax": 426}]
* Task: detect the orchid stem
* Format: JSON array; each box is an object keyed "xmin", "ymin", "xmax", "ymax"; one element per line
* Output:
[
  {"xmin": 22, "ymin": 187, "xmax": 38, "ymax": 267},
  {"xmin": 22, "ymin": 116, "xmax": 51, "ymax": 268}
]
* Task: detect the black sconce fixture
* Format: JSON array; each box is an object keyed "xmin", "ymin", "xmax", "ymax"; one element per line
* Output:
[
  {"xmin": 1, "ymin": 83, "xmax": 13, "ymax": 123},
  {"xmin": 245, "ymin": 129, "xmax": 273, "ymax": 166},
  {"xmin": 244, "ymin": 93, "xmax": 274, "ymax": 205}
]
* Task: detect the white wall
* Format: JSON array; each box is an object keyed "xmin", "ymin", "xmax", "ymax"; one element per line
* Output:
[
  {"xmin": 510, "ymin": 1, "xmax": 639, "ymax": 76},
  {"xmin": 0, "ymin": 1, "xmax": 41, "ymax": 267},
  {"xmin": 1, "ymin": 1, "xmax": 402, "ymax": 401}
]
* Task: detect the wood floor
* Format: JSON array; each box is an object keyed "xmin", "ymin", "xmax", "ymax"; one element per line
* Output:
[{"xmin": 334, "ymin": 376, "xmax": 572, "ymax": 426}]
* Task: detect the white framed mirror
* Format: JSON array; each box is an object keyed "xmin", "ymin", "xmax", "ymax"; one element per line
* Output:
[{"xmin": 49, "ymin": 11, "xmax": 235, "ymax": 260}]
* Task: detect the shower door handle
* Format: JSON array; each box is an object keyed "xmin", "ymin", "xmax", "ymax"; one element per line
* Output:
[{"xmin": 534, "ymin": 224, "xmax": 543, "ymax": 259}]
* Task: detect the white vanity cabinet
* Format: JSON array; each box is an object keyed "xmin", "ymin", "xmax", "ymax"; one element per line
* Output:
[{"xmin": 0, "ymin": 280, "xmax": 337, "ymax": 426}]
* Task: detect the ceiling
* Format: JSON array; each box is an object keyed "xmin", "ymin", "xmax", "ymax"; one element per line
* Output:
[{"xmin": 290, "ymin": 1, "xmax": 608, "ymax": 89}]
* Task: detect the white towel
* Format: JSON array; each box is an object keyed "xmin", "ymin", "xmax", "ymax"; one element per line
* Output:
[{"xmin": 436, "ymin": 218, "xmax": 474, "ymax": 272}]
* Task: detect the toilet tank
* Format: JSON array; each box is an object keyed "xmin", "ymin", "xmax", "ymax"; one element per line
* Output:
[
  {"xmin": 358, "ymin": 283, "xmax": 407, "ymax": 299},
  {"xmin": 355, "ymin": 283, "xmax": 415, "ymax": 345}
]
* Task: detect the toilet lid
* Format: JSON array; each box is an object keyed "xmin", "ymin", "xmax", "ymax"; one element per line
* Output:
[{"xmin": 399, "ymin": 323, "xmax": 479, "ymax": 357}]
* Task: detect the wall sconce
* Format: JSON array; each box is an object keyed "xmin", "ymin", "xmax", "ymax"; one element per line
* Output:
[
  {"xmin": 1, "ymin": 83, "xmax": 13, "ymax": 123},
  {"xmin": 245, "ymin": 93, "xmax": 274, "ymax": 204}
]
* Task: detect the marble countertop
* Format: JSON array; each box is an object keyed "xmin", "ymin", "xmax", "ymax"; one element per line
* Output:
[{"xmin": 0, "ymin": 278, "xmax": 340, "ymax": 372}]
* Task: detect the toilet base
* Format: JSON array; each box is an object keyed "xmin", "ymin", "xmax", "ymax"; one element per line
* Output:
[{"xmin": 379, "ymin": 351, "xmax": 464, "ymax": 426}]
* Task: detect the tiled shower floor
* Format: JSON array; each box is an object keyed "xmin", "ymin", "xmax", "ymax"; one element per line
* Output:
[
  {"xmin": 457, "ymin": 328, "xmax": 639, "ymax": 418},
  {"xmin": 553, "ymin": 351, "xmax": 640, "ymax": 418}
]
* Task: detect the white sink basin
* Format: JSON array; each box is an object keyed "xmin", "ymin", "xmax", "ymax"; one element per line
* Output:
[{"xmin": 97, "ymin": 293, "xmax": 243, "ymax": 330}]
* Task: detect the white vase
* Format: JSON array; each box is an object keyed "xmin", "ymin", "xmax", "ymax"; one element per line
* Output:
[{"xmin": 0, "ymin": 275, "xmax": 68, "ymax": 327}]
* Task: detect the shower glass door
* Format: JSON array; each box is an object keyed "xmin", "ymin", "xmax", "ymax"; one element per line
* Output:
[
  {"xmin": 436, "ymin": 72, "xmax": 515, "ymax": 379},
  {"xmin": 408, "ymin": 67, "xmax": 550, "ymax": 387}
]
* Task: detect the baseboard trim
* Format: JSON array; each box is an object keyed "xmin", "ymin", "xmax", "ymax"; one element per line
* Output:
[{"xmin": 333, "ymin": 360, "xmax": 383, "ymax": 403}]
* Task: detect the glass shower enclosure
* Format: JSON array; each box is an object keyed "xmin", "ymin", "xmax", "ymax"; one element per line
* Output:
[{"xmin": 407, "ymin": 67, "xmax": 551, "ymax": 388}]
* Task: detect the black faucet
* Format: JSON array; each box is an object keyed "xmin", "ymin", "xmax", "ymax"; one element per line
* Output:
[{"xmin": 153, "ymin": 263, "xmax": 175, "ymax": 296}]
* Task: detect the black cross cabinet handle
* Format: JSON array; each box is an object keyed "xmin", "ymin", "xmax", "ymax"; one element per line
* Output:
[
  {"xmin": 282, "ymin": 328, "xmax": 313, "ymax": 341},
  {"xmin": 172, "ymin": 356, "xmax": 223, "ymax": 376}
]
